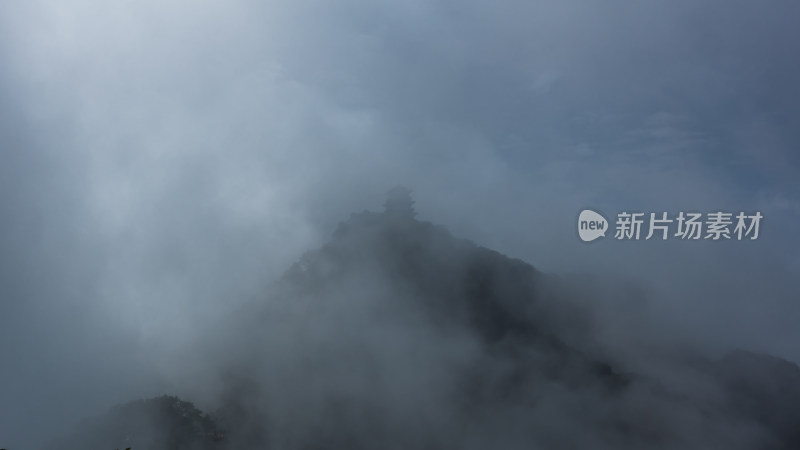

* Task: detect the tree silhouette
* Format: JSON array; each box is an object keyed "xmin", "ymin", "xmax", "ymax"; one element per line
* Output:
[{"xmin": 384, "ymin": 186, "xmax": 416, "ymax": 218}]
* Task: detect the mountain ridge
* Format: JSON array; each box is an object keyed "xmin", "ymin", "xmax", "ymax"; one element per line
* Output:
[{"xmin": 46, "ymin": 197, "xmax": 800, "ymax": 450}]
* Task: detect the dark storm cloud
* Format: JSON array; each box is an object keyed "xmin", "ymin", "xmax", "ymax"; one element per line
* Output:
[{"xmin": 0, "ymin": 0, "xmax": 798, "ymax": 447}]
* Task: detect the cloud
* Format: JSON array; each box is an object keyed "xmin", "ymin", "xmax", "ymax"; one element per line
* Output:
[{"xmin": 0, "ymin": 0, "xmax": 798, "ymax": 447}]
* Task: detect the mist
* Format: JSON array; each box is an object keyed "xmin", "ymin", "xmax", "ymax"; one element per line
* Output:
[{"xmin": 1, "ymin": 0, "xmax": 799, "ymax": 448}]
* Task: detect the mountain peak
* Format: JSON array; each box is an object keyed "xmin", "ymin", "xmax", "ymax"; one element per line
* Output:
[
  {"xmin": 50, "ymin": 197, "xmax": 800, "ymax": 450},
  {"xmin": 383, "ymin": 185, "xmax": 417, "ymax": 219}
]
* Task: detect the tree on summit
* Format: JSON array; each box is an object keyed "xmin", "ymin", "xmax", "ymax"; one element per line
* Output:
[{"xmin": 384, "ymin": 186, "xmax": 416, "ymax": 219}]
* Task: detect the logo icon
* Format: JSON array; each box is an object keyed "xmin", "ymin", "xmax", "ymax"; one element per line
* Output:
[{"xmin": 578, "ymin": 209, "xmax": 608, "ymax": 242}]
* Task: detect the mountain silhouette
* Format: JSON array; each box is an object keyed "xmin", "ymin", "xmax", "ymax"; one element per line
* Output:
[
  {"xmin": 48, "ymin": 192, "xmax": 800, "ymax": 449},
  {"xmin": 47, "ymin": 396, "xmax": 223, "ymax": 450}
]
